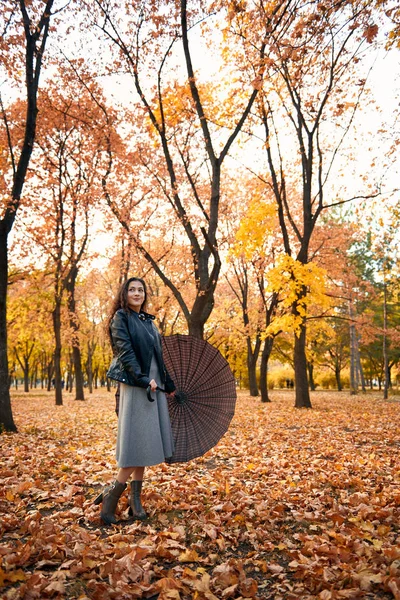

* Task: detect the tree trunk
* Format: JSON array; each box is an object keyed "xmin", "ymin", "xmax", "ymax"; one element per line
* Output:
[
  {"xmin": 15, "ymin": 342, "xmax": 35, "ymax": 394},
  {"xmin": 188, "ymin": 319, "xmax": 205, "ymax": 339},
  {"xmin": 87, "ymin": 365, "xmax": 93, "ymax": 393},
  {"xmin": 68, "ymin": 372, "xmax": 73, "ymax": 393},
  {"xmin": 40, "ymin": 354, "xmax": 45, "ymax": 389},
  {"xmin": 259, "ymin": 337, "xmax": 274, "ymax": 403},
  {"xmin": 186, "ymin": 274, "xmax": 219, "ymax": 339},
  {"xmin": 23, "ymin": 359, "xmax": 29, "ymax": 393},
  {"xmin": 383, "ymin": 281, "xmax": 389, "ymax": 400},
  {"xmin": 294, "ymin": 323, "xmax": 312, "ymax": 408},
  {"xmin": 47, "ymin": 359, "xmax": 54, "ymax": 392},
  {"xmin": 307, "ymin": 361, "xmax": 316, "ymax": 391},
  {"xmin": 52, "ymin": 302, "xmax": 63, "ymax": 406},
  {"xmin": 349, "ymin": 300, "xmax": 358, "ymax": 395},
  {"xmin": 94, "ymin": 367, "xmax": 99, "ymax": 389},
  {"xmin": 32, "ymin": 363, "xmax": 38, "ymax": 388},
  {"xmin": 247, "ymin": 338, "xmax": 259, "ymax": 396},
  {"xmin": 72, "ymin": 345, "xmax": 84, "ymax": 400},
  {"xmin": 65, "ymin": 352, "xmax": 72, "ymax": 393},
  {"xmin": 0, "ymin": 227, "xmax": 17, "ymax": 431},
  {"xmin": 86, "ymin": 343, "xmax": 94, "ymax": 394},
  {"xmin": 356, "ymin": 343, "xmax": 366, "ymax": 393},
  {"xmin": 66, "ymin": 270, "xmax": 85, "ymax": 400}
]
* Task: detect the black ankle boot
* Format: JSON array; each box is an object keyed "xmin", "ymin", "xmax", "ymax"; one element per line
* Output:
[
  {"xmin": 129, "ymin": 480, "xmax": 147, "ymax": 520},
  {"xmin": 94, "ymin": 480, "xmax": 126, "ymax": 525}
]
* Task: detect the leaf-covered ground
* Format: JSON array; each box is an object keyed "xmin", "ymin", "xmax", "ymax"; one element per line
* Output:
[{"xmin": 1, "ymin": 389, "xmax": 400, "ymax": 600}]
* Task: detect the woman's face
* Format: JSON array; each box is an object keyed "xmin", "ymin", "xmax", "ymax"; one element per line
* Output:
[{"xmin": 127, "ymin": 280, "xmax": 145, "ymax": 313}]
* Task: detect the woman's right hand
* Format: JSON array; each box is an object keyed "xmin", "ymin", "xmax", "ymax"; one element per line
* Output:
[{"xmin": 149, "ymin": 379, "xmax": 158, "ymax": 392}]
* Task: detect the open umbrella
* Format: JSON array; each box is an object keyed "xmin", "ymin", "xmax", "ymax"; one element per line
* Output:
[{"xmin": 160, "ymin": 334, "xmax": 237, "ymax": 464}]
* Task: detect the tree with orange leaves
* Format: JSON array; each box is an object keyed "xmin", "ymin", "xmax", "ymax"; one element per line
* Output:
[
  {"xmin": 22, "ymin": 81, "xmax": 119, "ymax": 405},
  {"xmin": 0, "ymin": 1, "xmax": 59, "ymax": 431},
  {"xmin": 78, "ymin": 0, "xmax": 293, "ymax": 339}
]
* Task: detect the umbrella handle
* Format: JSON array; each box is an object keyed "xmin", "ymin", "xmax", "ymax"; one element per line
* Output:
[{"xmin": 146, "ymin": 385, "xmax": 166, "ymax": 402}]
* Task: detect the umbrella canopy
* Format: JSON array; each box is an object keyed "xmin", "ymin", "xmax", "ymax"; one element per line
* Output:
[{"xmin": 161, "ymin": 334, "xmax": 237, "ymax": 463}]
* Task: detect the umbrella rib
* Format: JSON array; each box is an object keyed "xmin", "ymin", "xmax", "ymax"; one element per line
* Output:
[
  {"xmin": 162, "ymin": 338, "xmax": 178, "ymax": 384},
  {"xmin": 189, "ymin": 371, "xmax": 235, "ymax": 396},
  {"xmin": 185, "ymin": 337, "xmax": 212, "ymax": 390},
  {"xmin": 183, "ymin": 401, "xmax": 216, "ymax": 458},
  {"xmin": 169, "ymin": 403, "xmax": 187, "ymax": 462},
  {"xmin": 172, "ymin": 400, "xmax": 200, "ymax": 462}
]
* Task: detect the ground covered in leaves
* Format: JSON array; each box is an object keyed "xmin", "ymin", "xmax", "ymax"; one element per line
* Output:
[{"xmin": 1, "ymin": 389, "xmax": 400, "ymax": 600}]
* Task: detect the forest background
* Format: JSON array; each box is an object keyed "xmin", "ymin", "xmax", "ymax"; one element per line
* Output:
[
  {"xmin": 1, "ymin": 3, "xmax": 400, "ymax": 599},
  {"xmin": 1, "ymin": 0, "xmax": 400, "ymax": 433}
]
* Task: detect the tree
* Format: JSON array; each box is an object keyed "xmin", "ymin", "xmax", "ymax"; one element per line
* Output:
[
  {"xmin": 226, "ymin": 257, "xmax": 262, "ymax": 397},
  {"xmin": 0, "ymin": 1, "xmax": 57, "ymax": 431},
  {"xmin": 310, "ymin": 316, "xmax": 350, "ymax": 391},
  {"xmin": 227, "ymin": 188, "xmax": 281, "ymax": 401},
  {"xmin": 305, "ymin": 219, "xmax": 362, "ymax": 391},
  {"xmin": 23, "ymin": 82, "xmax": 115, "ymax": 404},
  {"xmin": 7, "ymin": 268, "xmax": 56, "ymax": 392},
  {"xmin": 236, "ymin": 0, "xmax": 383, "ymax": 406},
  {"xmin": 80, "ymin": 0, "xmax": 293, "ymax": 339},
  {"xmin": 348, "ymin": 217, "xmax": 400, "ymax": 396}
]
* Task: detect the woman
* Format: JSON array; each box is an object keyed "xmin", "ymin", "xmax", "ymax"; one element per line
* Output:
[{"xmin": 94, "ymin": 277, "xmax": 175, "ymax": 525}]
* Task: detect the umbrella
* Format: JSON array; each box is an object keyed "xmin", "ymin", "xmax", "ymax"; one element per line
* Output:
[{"xmin": 160, "ymin": 334, "xmax": 237, "ymax": 464}]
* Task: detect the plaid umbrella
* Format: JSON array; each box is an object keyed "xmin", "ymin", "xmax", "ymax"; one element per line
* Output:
[{"xmin": 161, "ymin": 334, "xmax": 237, "ymax": 464}]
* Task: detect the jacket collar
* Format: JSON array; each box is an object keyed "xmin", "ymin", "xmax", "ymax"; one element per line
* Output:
[
  {"xmin": 137, "ymin": 310, "xmax": 155, "ymax": 321},
  {"xmin": 125, "ymin": 307, "xmax": 155, "ymax": 321}
]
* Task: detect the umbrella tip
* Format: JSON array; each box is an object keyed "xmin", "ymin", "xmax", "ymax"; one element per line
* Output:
[{"xmin": 175, "ymin": 391, "xmax": 188, "ymax": 405}]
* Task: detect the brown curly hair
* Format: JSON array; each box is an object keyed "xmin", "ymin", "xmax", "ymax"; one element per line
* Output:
[{"xmin": 106, "ymin": 277, "xmax": 148, "ymax": 345}]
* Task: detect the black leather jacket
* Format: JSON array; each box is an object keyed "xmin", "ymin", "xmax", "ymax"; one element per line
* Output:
[{"xmin": 107, "ymin": 308, "xmax": 175, "ymax": 392}]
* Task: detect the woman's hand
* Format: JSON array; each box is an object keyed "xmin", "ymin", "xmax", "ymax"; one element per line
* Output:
[{"xmin": 149, "ymin": 379, "xmax": 158, "ymax": 392}]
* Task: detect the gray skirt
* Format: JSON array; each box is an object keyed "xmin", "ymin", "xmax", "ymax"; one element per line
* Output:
[{"xmin": 116, "ymin": 356, "xmax": 174, "ymax": 467}]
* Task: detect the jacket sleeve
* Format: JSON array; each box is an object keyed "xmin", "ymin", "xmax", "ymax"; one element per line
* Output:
[
  {"xmin": 164, "ymin": 368, "xmax": 176, "ymax": 394},
  {"xmin": 151, "ymin": 323, "xmax": 176, "ymax": 394},
  {"xmin": 110, "ymin": 311, "xmax": 151, "ymax": 388}
]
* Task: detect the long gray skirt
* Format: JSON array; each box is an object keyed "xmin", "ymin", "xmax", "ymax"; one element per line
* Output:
[{"xmin": 116, "ymin": 357, "xmax": 174, "ymax": 467}]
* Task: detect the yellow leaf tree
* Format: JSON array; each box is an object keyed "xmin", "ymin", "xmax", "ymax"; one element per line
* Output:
[{"xmin": 227, "ymin": 183, "xmax": 281, "ymax": 401}]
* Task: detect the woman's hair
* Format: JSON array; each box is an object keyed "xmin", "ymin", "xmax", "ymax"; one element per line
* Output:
[{"xmin": 107, "ymin": 277, "xmax": 148, "ymax": 345}]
